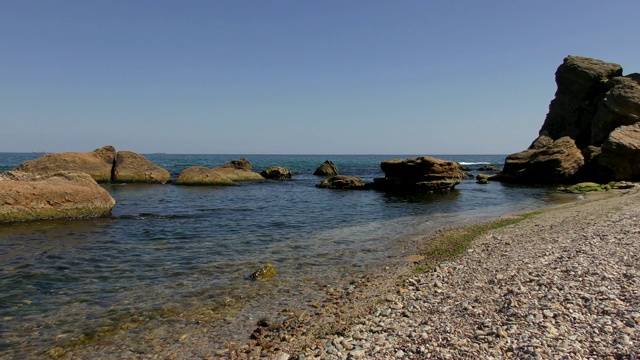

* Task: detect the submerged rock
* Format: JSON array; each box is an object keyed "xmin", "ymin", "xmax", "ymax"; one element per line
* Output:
[
  {"xmin": 250, "ymin": 263, "xmax": 276, "ymax": 280},
  {"xmin": 316, "ymin": 175, "xmax": 368, "ymax": 190},
  {"xmin": 0, "ymin": 171, "xmax": 116, "ymax": 222},
  {"xmin": 113, "ymin": 151, "xmax": 171, "ymax": 183},
  {"xmin": 371, "ymin": 156, "xmax": 463, "ymax": 192},
  {"xmin": 314, "ymin": 160, "xmax": 339, "ymax": 176},
  {"xmin": 14, "ymin": 145, "xmax": 116, "ymax": 183}
]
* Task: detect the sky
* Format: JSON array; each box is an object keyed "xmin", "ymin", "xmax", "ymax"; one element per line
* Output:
[{"xmin": 2, "ymin": 1, "xmax": 640, "ymax": 155}]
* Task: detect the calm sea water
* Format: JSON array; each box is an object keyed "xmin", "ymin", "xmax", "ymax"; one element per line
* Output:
[{"xmin": 0, "ymin": 153, "xmax": 563, "ymax": 358}]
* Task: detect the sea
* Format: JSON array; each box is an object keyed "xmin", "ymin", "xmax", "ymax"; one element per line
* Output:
[{"xmin": 0, "ymin": 153, "xmax": 570, "ymax": 358}]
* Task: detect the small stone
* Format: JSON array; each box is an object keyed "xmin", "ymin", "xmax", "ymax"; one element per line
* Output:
[
  {"xmin": 394, "ymin": 350, "xmax": 405, "ymax": 358},
  {"xmin": 349, "ymin": 349, "xmax": 366, "ymax": 358}
]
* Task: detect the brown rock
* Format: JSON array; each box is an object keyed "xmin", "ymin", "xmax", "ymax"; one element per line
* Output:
[
  {"xmin": 14, "ymin": 146, "xmax": 116, "ymax": 183},
  {"xmin": 0, "ymin": 171, "xmax": 116, "ymax": 222},
  {"xmin": 113, "ymin": 151, "xmax": 172, "ymax": 183},
  {"xmin": 538, "ymin": 56, "xmax": 622, "ymax": 148},
  {"xmin": 599, "ymin": 123, "xmax": 640, "ymax": 180},
  {"xmin": 499, "ymin": 137, "xmax": 584, "ymax": 183},
  {"xmin": 174, "ymin": 159, "xmax": 264, "ymax": 186},
  {"xmin": 591, "ymin": 75, "xmax": 640, "ymax": 145},
  {"xmin": 316, "ymin": 175, "xmax": 367, "ymax": 190},
  {"xmin": 371, "ymin": 156, "xmax": 463, "ymax": 192},
  {"xmin": 260, "ymin": 166, "xmax": 292, "ymax": 181},
  {"xmin": 218, "ymin": 158, "xmax": 253, "ymax": 171},
  {"xmin": 313, "ymin": 160, "xmax": 339, "ymax": 176}
]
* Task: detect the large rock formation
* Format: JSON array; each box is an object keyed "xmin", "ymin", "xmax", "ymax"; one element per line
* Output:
[
  {"xmin": 0, "ymin": 171, "xmax": 116, "ymax": 222},
  {"xmin": 14, "ymin": 146, "xmax": 173, "ymax": 184},
  {"xmin": 499, "ymin": 56, "xmax": 640, "ymax": 183},
  {"xmin": 14, "ymin": 146, "xmax": 116, "ymax": 183},
  {"xmin": 313, "ymin": 160, "xmax": 339, "ymax": 176},
  {"xmin": 113, "ymin": 151, "xmax": 172, "ymax": 183},
  {"xmin": 174, "ymin": 159, "xmax": 264, "ymax": 185},
  {"xmin": 371, "ymin": 156, "xmax": 463, "ymax": 192}
]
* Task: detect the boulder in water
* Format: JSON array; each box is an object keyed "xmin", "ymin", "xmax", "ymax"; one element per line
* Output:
[
  {"xmin": 113, "ymin": 151, "xmax": 171, "ymax": 183},
  {"xmin": 371, "ymin": 156, "xmax": 464, "ymax": 192},
  {"xmin": 250, "ymin": 263, "xmax": 276, "ymax": 280},
  {"xmin": 0, "ymin": 171, "xmax": 116, "ymax": 222},
  {"xmin": 14, "ymin": 145, "xmax": 116, "ymax": 183},
  {"xmin": 313, "ymin": 160, "xmax": 339, "ymax": 176}
]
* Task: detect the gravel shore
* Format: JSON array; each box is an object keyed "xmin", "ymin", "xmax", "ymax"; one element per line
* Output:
[
  {"xmin": 240, "ymin": 188, "xmax": 640, "ymax": 360},
  {"xmin": 53, "ymin": 188, "xmax": 640, "ymax": 360}
]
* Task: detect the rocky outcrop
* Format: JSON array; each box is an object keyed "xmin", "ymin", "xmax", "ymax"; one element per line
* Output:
[
  {"xmin": 14, "ymin": 146, "xmax": 116, "ymax": 183},
  {"xmin": 0, "ymin": 171, "xmax": 116, "ymax": 222},
  {"xmin": 538, "ymin": 56, "xmax": 623, "ymax": 148},
  {"xmin": 113, "ymin": 151, "xmax": 172, "ymax": 183},
  {"xmin": 174, "ymin": 159, "xmax": 264, "ymax": 186},
  {"xmin": 14, "ymin": 146, "xmax": 172, "ymax": 184},
  {"xmin": 498, "ymin": 137, "xmax": 584, "ymax": 183},
  {"xmin": 599, "ymin": 123, "xmax": 640, "ymax": 180},
  {"xmin": 371, "ymin": 156, "xmax": 463, "ymax": 192},
  {"xmin": 316, "ymin": 176, "xmax": 368, "ymax": 190},
  {"xmin": 260, "ymin": 166, "xmax": 292, "ymax": 180},
  {"xmin": 499, "ymin": 56, "xmax": 640, "ymax": 183},
  {"xmin": 314, "ymin": 160, "xmax": 339, "ymax": 176}
]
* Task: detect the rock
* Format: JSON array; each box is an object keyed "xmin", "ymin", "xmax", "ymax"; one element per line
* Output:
[
  {"xmin": 314, "ymin": 160, "xmax": 339, "ymax": 176},
  {"xmin": 477, "ymin": 165, "xmax": 501, "ymax": 172},
  {"xmin": 316, "ymin": 176, "xmax": 368, "ymax": 190},
  {"xmin": 113, "ymin": 151, "xmax": 171, "ymax": 183},
  {"xmin": 538, "ymin": 56, "xmax": 622, "ymax": 148},
  {"xmin": 599, "ymin": 123, "xmax": 640, "ymax": 180},
  {"xmin": 498, "ymin": 137, "xmax": 584, "ymax": 183},
  {"xmin": 250, "ymin": 263, "xmax": 276, "ymax": 280},
  {"xmin": 14, "ymin": 145, "xmax": 116, "ymax": 183},
  {"xmin": 0, "ymin": 171, "xmax": 116, "ymax": 222},
  {"xmin": 371, "ymin": 156, "xmax": 463, "ymax": 192},
  {"xmin": 174, "ymin": 166, "xmax": 235, "ymax": 186},
  {"xmin": 501, "ymin": 56, "xmax": 640, "ymax": 183},
  {"xmin": 591, "ymin": 75, "xmax": 640, "ymax": 145},
  {"xmin": 560, "ymin": 182, "xmax": 605, "ymax": 194},
  {"xmin": 174, "ymin": 159, "xmax": 264, "ymax": 186},
  {"xmin": 218, "ymin": 158, "xmax": 253, "ymax": 171},
  {"xmin": 260, "ymin": 166, "xmax": 292, "ymax": 181},
  {"xmin": 475, "ymin": 174, "xmax": 490, "ymax": 184}
]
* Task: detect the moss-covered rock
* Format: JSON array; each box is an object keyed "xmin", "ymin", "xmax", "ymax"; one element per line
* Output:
[
  {"xmin": 559, "ymin": 182, "xmax": 606, "ymax": 194},
  {"xmin": 250, "ymin": 263, "xmax": 276, "ymax": 280}
]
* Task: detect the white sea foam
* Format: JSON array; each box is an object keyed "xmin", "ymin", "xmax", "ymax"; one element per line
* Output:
[{"xmin": 458, "ymin": 162, "xmax": 491, "ymax": 165}]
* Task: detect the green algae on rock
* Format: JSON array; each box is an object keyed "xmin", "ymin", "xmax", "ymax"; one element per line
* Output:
[{"xmin": 250, "ymin": 263, "xmax": 276, "ymax": 280}]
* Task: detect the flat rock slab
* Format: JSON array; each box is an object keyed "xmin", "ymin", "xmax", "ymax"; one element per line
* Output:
[{"xmin": 0, "ymin": 171, "xmax": 116, "ymax": 222}]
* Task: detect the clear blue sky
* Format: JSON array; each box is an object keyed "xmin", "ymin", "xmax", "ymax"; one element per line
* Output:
[{"xmin": 2, "ymin": 1, "xmax": 639, "ymax": 154}]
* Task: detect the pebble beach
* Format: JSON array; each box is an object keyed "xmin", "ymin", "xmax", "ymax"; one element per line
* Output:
[
  {"xmin": 50, "ymin": 188, "xmax": 640, "ymax": 359},
  {"xmin": 234, "ymin": 188, "xmax": 640, "ymax": 360}
]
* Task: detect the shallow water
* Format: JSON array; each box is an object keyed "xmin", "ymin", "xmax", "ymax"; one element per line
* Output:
[{"xmin": 0, "ymin": 153, "xmax": 565, "ymax": 357}]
